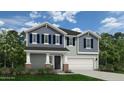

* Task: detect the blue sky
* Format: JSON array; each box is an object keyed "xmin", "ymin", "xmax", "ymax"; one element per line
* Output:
[{"xmin": 0, "ymin": 11, "xmax": 124, "ymax": 34}]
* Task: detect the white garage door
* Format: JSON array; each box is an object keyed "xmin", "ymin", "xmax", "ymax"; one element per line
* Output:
[{"xmin": 68, "ymin": 58, "xmax": 94, "ymax": 70}]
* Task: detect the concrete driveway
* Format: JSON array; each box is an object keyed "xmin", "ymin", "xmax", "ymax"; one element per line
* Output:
[{"xmin": 73, "ymin": 70, "xmax": 124, "ymax": 81}]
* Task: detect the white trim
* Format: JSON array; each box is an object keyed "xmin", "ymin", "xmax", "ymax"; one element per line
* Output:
[
  {"xmin": 63, "ymin": 55, "xmax": 68, "ymax": 64},
  {"xmin": 25, "ymin": 50, "xmax": 68, "ymax": 53},
  {"xmin": 65, "ymin": 35, "xmax": 77, "ymax": 37},
  {"xmin": 25, "ymin": 22, "xmax": 67, "ymax": 35},
  {"xmin": 44, "ymin": 33, "xmax": 49, "ymax": 35},
  {"xmin": 26, "ymin": 33, "xmax": 28, "ymax": 46},
  {"xmin": 55, "ymin": 43, "xmax": 60, "ymax": 45},
  {"xmin": 68, "ymin": 45, "xmax": 74, "ymax": 47},
  {"xmin": 86, "ymin": 47, "xmax": 91, "ymax": 49},
  {"xmin": 77, "ymin": 37, "xmax": 79, "ymax": 54},
  {"xmin": 64, "ymin": 35, "xmax": 66, "ymax": 48},
  {"xmin": 32, "ymin": 33, "xmax": 37, "ymax": 35},
  {"xmin": 77, "ymin": 31, "xmax": 101, "ymax": 39},
  {"xmin": 32, "ymin": 42, "xmax": 37, "ymax": 44},
  {"xmin": 78, "ymin": 52, "xmax": 99, "ymax": 54},
  {"xmin": 55, "ymin": 34, "xmax": 60, "ymax": 36},
  {"xmin": 46, "ymin": 53, "xmax": 50, "ymax": 64},
  {"xmin": 86, "ymin": 37, "xmax": 91, "ymax": 39},
  {"xmin": 26, "ymin": 53, "xmax": 31, "ymax": 64}
]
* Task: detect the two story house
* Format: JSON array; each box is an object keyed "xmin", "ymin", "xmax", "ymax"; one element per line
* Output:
[{"xmin": 25, "ymin": 22, "xmax": 101, "ymax": 72}]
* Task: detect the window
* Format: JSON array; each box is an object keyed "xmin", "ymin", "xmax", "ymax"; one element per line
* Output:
[
  {"xmin": 69, "ymin": 37, "xmax": 73, "ymax": 45},
  {"xmin": 67, "ymin": 37, "xmax": 75, "ymax": 46},
  {"xmin": 84, "ymin": 37, "xmax": 93, "ymax": 49},
  {"xmin": 86, "ymin": 38, "xmax": 91, "ymax": 49},
  {"xmin": 32, "ymin": 33, "xmax": 37, "ymax": 44},
  {"xmin": 55, "ymin": 34, "xmax": 60, "ymax": 45},
  {"xmin": 44, "ymin": 34, "xmax": 49, "ymax": 44}
]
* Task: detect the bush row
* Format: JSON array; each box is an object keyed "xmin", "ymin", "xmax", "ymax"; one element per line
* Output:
[{"xmin": 0, "ymin": 67, "xmax": 56, "ymax": 76}]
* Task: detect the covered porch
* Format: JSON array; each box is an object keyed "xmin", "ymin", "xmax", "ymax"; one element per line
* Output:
[{"xmin": 25, "ymin": 47, "xmax": 69, "ymax": 72}]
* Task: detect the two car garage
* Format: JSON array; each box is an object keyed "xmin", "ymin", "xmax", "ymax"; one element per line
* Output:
[{"xmin": 67, "ymin": 58, "xmax": 95, "ymax": 71}]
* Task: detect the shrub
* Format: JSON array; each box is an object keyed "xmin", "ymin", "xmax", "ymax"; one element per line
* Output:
[
  {"xmin": 0, "ymin": 68, "xmax": 15, "ymax": 75},
  {"xmin": 38, "ymin": 67, "xmax": 55, "ymax": 75},
  {"xmin": 99, "ymin": 64, "xmax": 114, "ymax": 72}
]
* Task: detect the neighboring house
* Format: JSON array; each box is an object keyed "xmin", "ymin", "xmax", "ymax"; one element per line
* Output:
[{"xmin": 25, "ymin": 22, "xmax": 101, "ymax": 72}]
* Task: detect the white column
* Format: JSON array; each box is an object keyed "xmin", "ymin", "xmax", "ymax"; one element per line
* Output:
[
  {"xmin": 63, "ymin": 55, "xmax": 68, "ymax": 64},
  {"xmin": 46, "ymin": 53, "xmax": 50, "ymax": 64},
  {"xmin": 26, "ymin": 52, "xmax": 31, "ymax": 64}
]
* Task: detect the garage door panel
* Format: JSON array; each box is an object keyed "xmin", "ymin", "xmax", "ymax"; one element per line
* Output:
[
  {"xmin": 68, "ymin": 58, "xmax": 94, "ymax": 70},
  {"xmin": 67, "ymin": 61, "xmax": 93, "ymax": 65}
]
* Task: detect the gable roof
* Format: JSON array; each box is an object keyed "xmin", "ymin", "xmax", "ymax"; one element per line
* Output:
[
  {"xmin": 24, "ymin": 22, "xmax": 67, "ymax": 35},
  {"xmin": 59, "ymin": 27, "xmax": 81, "ymax": 35},
  {"xmin": 77, "ymin": 31, "xmax": 101, "ymax": 39},
  {"xmin": 24, "ymin": 22, "xmax": 101, "ymax": 38}
]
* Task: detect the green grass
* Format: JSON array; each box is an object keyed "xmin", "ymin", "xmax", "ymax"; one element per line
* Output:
[{"xmin": 0, "ymin": 74, "xmax": 102, "ymax": 81}]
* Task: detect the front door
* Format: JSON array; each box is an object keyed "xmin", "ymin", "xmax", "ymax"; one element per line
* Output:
[{"xmin": 54, "ymin": 56, "xmax": 61, "ymax": 69}]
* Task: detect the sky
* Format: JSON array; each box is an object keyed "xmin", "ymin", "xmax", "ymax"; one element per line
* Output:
[{"xmin": 0, "ymin": 11, "xmax": 124, "ymax": 34}]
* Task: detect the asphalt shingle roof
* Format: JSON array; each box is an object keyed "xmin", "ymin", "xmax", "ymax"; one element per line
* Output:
[{"xmin": 59, "ymin": 27, "xmax": 81, "ymax": 35}]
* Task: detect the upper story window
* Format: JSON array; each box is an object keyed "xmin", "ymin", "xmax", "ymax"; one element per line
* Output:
[
  {"xmin": 29, "ymin": 33, "xmax": 40, "ymax": 44},
  {"xmin": 55, "ymin": 34, "xmax": 60, "ymax": 45},
  {"xmin": 67, "ymin": 37, "xmax": 75, "ymax": 46},
  {"xmin": 53, "ymin": 34, "xmax": 62, "ymax": 45},
  {"xmin": 44, "ymin": 33, "xmax": 49, "ymax": 44},
  {"xmin": 84, "ymin": 37, "xmax": 93, "ymax": 49}
]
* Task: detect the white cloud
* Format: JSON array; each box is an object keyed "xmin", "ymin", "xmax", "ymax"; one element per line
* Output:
[
  {"xmin": 101, "ymin": 17, "xmax": 122, "ymax": 28},
  {"xmin": 0, "ymin": 20, "xmax": 4, "ymax": 26},
  {"xmin": 25, "ymin": 21, "xmax": 40, "ymax": 27},
  {"xmin": 52, "ymin": 23, "xmax": 60, "ymax": 27},
  {"xmin": 48, "ymin": 11, "xmax": 79, "ymax": 23},
  {"xmin": 0, "ymin": 27, "xmax": 14, "ymax": 31},
  {"xmin": 0, "ymin": 16, "xmax": 30, "ymax": 27},
  {"xmin": 63, "ymin": 11, "xmax": 79, "ymax": 23},
  {"xmin": 109, "ymin": 11, "xmax": 124, "ymax": 15},
  {"xmin": 99, "ymin": 16, "xmax": 124, "ymax": 33},
  {"xmin": 29, "ymin": 11, "xmax": 41, "ymax": 19},
  {"xmin": 48, "ymin": 11, "xmax": 64, "ymax": 22},
  {"xmin": 72, "ymin": 27, "xmax": 82, "ymax": 32},
  {"xmin": 18, "ymin": 27, "xmax": 29, "ymax": 32}
]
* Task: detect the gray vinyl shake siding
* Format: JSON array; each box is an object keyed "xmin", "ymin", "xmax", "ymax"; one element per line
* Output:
[
  {"xmin": 28, "ymin": 27, "xmax": 64, "ymax": 48},
  {"xmin": 30, "ymin": 54, "xmax": 46, "ymax": 68},
  {"xmin": 79, "ymin": 33, "xmax": 98, "ymax": 52}
]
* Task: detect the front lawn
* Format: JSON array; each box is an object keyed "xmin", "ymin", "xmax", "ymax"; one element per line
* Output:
[{"xmin": 0, "ymin": 74, "xmax": 102, "ymax": 81}]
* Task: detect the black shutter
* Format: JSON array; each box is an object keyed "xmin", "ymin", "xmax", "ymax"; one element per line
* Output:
[
  {"xmin": 37, "ymin": 34, "xmax": 40, "ymax": 43},
  {"xmin": 42, "ymin": 34, "xmax": 44, "ymax": 44},
  {"xmin": 53, "ymin": 35, "xmax": 56, "ymax": 44},
  {"xmin": 91, "ymin": 39, "xmax": 93, "ymax": 48},
  {"xmin": 60, "ymin": 35, "xmax": 62, "ymax": 44},
  {"xmin": 49, "ymin": 35, "xmax": 51, "ymax": 44},
  {"xmin": 84, "ymin": 38, "xmax": 86, "ymax": 48},
  {"xmin": 73, "ymin": 37, "xmax": 75, "ymax": 46},
  {"xmin": 29, "ymin": 34, "xmax": 32, "ymax": 43},
  {"xmin": 67, "ymin": 37, "xmax": 69, "ymax": 46}
]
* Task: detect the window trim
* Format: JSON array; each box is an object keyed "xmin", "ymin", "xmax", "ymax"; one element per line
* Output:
[
  {"xmin": 44, "ymin": 33, "xmax": 49, "ymax": 45},
  {"xmin": 32, "ymin": 33, "xmax": 37, "ymax": 44},
  {"xmin": 55, "ymin": 34, "xmax": 60, "ymax": 45},
  {"xmin": 85, "ymin": 37, "xmax": 92, "ymax": 49}
]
